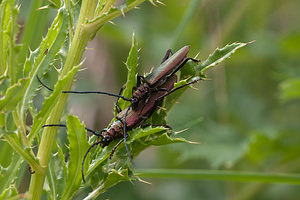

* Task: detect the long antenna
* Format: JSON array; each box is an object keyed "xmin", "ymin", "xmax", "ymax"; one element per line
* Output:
[
  {"xmin": 36, "ymin": 75, "xmax": 131, "ymax": 101},
  {"xmin": 81, "ymin": 141, "xmax": 101, "ymax": 182}
]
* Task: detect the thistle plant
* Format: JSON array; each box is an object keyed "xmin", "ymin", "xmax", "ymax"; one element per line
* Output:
[{"xmin": 0, "ymin": 0, "xmax": 249, "ymax": 199}]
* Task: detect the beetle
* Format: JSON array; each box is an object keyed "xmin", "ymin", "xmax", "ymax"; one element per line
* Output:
[
  {"xmin": 38, "ymin": 45, "xmax": 199, "ymax": 149},
  {"xmin": 39, "ymin": 45, "xmax": 201, "ymax": 181}
]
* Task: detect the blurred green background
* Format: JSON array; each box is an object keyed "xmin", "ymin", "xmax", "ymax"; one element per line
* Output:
[{"xmin": 20, "ymin": 0, "xmax": 300, "ymax": 199}]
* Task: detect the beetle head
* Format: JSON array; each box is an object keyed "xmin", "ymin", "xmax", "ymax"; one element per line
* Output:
[
  {"xmin": 100, "ymin": 134, "xmax": 112, "ymax": 147},
  {"xmin": 99, "ymin": 128, "xmax": 112, "ymax": 147}
]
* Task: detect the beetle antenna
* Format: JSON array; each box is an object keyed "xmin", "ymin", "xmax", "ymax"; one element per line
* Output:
[
  {"xmin": 42, "ymin": 124, "xmax": 103, "ymax": 137},
  {"xmin": 81, "ymin": 141, "xmax": 101, "ymax": 182},
  {"xmin": 36, "ymin": 75, "xmax": 53, "ymax": 91},
  {"xmin": 122, "ymin": 102, "xmax": 135, "ymax": 165},
  {"xmin": 36, "ymin": 75, "xmax": 131, "ymax": 101}
]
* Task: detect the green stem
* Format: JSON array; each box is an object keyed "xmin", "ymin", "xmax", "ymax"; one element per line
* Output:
[
  {"xmin": 135, "ymin": 169, "xmax": 300, "ymax": 184},
  {"xmin": 28, "ymin": 0, "xmax": 97, "ymax": 199},
  {"xmin": 84, "ymin": 0, "xmax": 146, "ymax": 33}
]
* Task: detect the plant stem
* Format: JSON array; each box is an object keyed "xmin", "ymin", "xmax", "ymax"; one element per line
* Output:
[
  {"xmin": 136, "ymin": 169, "xmax": 300, "ymax": 184},
  {"xmin": 28, "ymin": 0, "xmax": 97, "ymax": 199},
  {"xmin": 84, "ymin": 0, "xmax": 146, "ymax": 33}
]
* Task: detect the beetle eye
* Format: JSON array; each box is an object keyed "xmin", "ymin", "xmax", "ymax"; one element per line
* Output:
[
  {"xmin": 105, "ymin": 135, "xmax": 111, "ymax": 141},
  {"xmin": 101, "ymin": 135, "xmax": 111, "ymax": 147}
]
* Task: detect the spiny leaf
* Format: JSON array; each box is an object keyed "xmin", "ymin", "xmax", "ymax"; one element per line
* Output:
[
  {"xmin": 61, "ymin": 115, "xmax": 89, "ymax": 199},
  {"xmin": 0, "ymin": 184, "xmax": 18, "ymax": 200},
  {"xmin": 19, "ymin": 7, "xmax": 68, "ymax": 128},
  {"xmin": 57, "ymin": 143, "xmax": 67, "ymax": 179},
  {"xmin": 0, "ymin": 150, "xmax": 22, "ymax": 193},
  {"xmin": 86, "ymin": 169, "xmax": 131, "ymax": 199},
  {"xmin": 117, "ymin": 33, "xmax": 138, "ymax": 111},
  {"xmin": 147, "ymin": 132, "xmax": 192, "ymax": 146},
  {"xmin": 102, "ymin": 168, "xmax": 130, "ymax": 189},
  {"xmin": 0, "ymin": 78, "xmax": 26, "ymax": 111},
  {"xmin": 129, "ymin": 126, "xmax": 166, "ymax": 141},
  {"xmin": 0, "ymin": 0, "xmax": 19, "ymax": 83},
  {"xmin": 167, "ymin": 42, "xmax": 251, "ymax": 112},
  {"xmin": 197, "ymin": 42, "xmax": 252, "ymax": 73}
]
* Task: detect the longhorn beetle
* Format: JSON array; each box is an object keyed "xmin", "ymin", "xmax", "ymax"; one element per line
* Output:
[{"xmin": 39, "ymin": 46, "xmax": 201, "ymax": 181}]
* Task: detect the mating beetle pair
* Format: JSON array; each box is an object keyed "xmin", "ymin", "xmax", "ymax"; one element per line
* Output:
[{"xmin": 40, "ymin": 45, "xmax": 201, "ymax": 181}]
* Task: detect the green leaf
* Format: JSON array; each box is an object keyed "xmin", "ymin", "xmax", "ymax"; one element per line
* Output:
[
  {"xmin": 165, "ymin": 79, "xmax": 189, "ymax": 111},
  {"xmin": 61, "ymin": 115, "xmax": 89, "ymax": 200},
  {"xmin": 0, "ymin": 0, "xmax": 19, "ymax": 83},
  {"xmin": 147, "ymin": 132, "xmax": 192, "ymax": 146},
  {"xmin": 129, "ymin": 126, "xmax": 166, "ymax": 141},
  {"xmin": 0, "ymin": 78, "xmax": 26, "ymax": 111},
  {"xmin": 19, "ymin": 7, "xmax": 68, "ymax": 129},
  {"xmin": 46, "ymin": 151, "xmax": 66, "ymax": 200},
  {"xmin": 279, "ymin": 78, "xmax": 300, "ymax": 102},
  {"xmin": 57, "ymin": 143, "xmax": 67, "ymax": 179},
  {"xmin": 0, "ymin": 184, "xmax": 18, "ymax": 200},
  {"xmin": 102, "ymin": 169, "xmax": 130, "ymax": 190},
  {"xmin": 17, "ymin": 0, "xmax": 48, "ymax": 69},
  {"xmin": 29, "ymin": 64, "xmax": 81, "ymax": 143},
  {"xmin": 0, "ymin": 150, "xmax": 22, "ymax": 193},
  {"xmin": 85, "ymin": 169, "xmax": 130, "ymax": 199},
  {"xmin": 198, "ymin": 42, "xmax": 252, "ymax": 73},
  {"xmin": 117, "ymin": 33, "xmax": 138, "ymax": 111},
  {"xmin": 166, "ymin": 42, "xmax": 251, "ymax": 113}
]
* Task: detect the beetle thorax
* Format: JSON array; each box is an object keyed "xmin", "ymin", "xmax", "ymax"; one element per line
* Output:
[
  {"xmin": 131, "ymin": 83, "xmax": 150, "ymax": 104},
  {"xmin": 101, "ymin": 120, "xmax": 124, "ymax": 147}
]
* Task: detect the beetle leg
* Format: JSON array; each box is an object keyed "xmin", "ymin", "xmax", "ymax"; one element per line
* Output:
[
  {"xmin": 161, "ymin": 49, "xmax": 173, "ymax": 63},
  {"xmin": 115, "ymin": 85, "xmax": 126, "ymax": 113},
  {"xmin": 109, "ymin": 137, "xmax": 125, "ymax": 158},
  {"xmin": 137, "ymin": 75, "xmax": 145, "ymax": 86},
  {"xmin": 168, "ymin": 57, "xmax": 200, "ymax": 78},
  {"xmin": 28, "ymin": 166, "xmax": 35, "ymax": 174},
  {"xmin": 156, "ymin": 77, "xmax": 203, "ymax": 101}
]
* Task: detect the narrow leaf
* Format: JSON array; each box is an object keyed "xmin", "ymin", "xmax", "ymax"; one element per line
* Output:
[
  {"xmin": 0, "ymin": 78, "xmax": 26, "ymax": 111},
  {"xmin": 117, "ymin": 33, "xmax": 138, "ymax": 110},
  {"xmin": 0, "ymin": 0, "xmax": 19, "ymax": 83},
  {"xmin": 61, "ymin": 115, "xmax": 89, "ymax": 199},
  {"xmin": 198, "ymin": 42, "xmax": 252, "ymax": 73},
  {"xmin": 19, "ymin": 7, "xmax": 68, "ymax": 128},
  {"xmin": 0, "ymin": 150, "xmax": 22, "ymax": 193}
]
